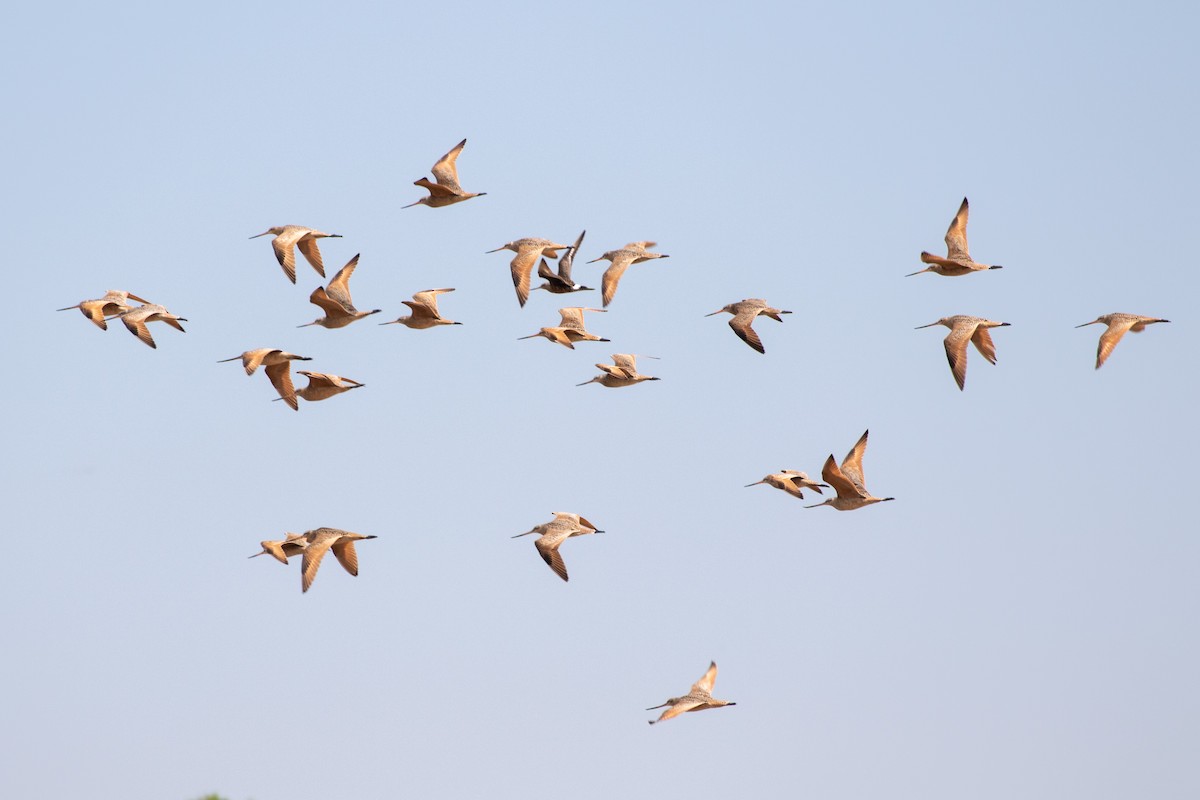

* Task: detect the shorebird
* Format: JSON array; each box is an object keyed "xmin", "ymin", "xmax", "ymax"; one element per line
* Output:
[
  {"xmin": 486, "ymin": 238, "xmax": 573, "ymax": 307},
  {"xmin": 291, "ymin": 371, "xmax": 365, "ymax": 403},
  {"xmin": 706, "ymin": 298, "xmax": 792, "ymax": 353},
  {"xmin": 249, "ymin": 226, "xmax": 342, "ymax": 284},
  {"xmin": 294, "ymin": 527, "xmax": 378, "ymax": 593},
  {"xmin": 518, "ymin": 307, "xmax": 609, "ymax": 349},
  {"xmin": 1076, "ymin": 313, "xmax": 1171, "ymax": 369},
  {"xmin": 806, "ymin": 430, "xmax": 894, "ymax": 511},
  {"xmin": 915, "ymin": 316, "xmax": 1010, "ymax": 390},
  {"xmin": 577, "ymin": 354, "xmax": 661, "ymax": 388},
  {"xmin": 745, "ymin": 470, "xmax": 828, "ymax": 500},
  {"xmin": 908, "ymin": 198, "xmax": 1003, "ymax": 277},
  {"xmin": 512, "ymin": 512, "xmax": 602, "ymax": 582},
  {"xmin": 647, "ymin": 662, "xmax": 736, "ymax": 725},
  {"xmin": 57, "ymin": 290, "xmax": 151, "ymax": 330},
  {"xmin": 403, "ymin": 139, "xmax": 486, "ymax": 209},
  {"xmin": 218, "ymin": 349, "xmax": 313, "ymax": 410},
  {"xmin": 116, "ymin": 303, "xmax": 187, "ymax": 349},
  {"xmin": 587, "ymin": 241, "xmax": 669, "ymax": 307},
  {"xmin": 248, "ymin": 533, "xmax": 309, "ymax": 565},
  {"xmin": 299, "ymin": 254, "xmax": 381, "ymax": 328},
  {"xmin": 380, "ymin": 288, "xmax": 460, "ymax": 329},
  {"xmin": 534, "ymin": 230, "xmax": 593, "ymax": 294}
]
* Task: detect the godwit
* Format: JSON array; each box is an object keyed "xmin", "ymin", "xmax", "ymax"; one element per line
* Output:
[
  {"xmin": 805, "ymin": 430, "xmax": 894, "ymax": 511},
  {"xmin": 1076, "ymin": 313, "xmax": 1171, "ymax": 370},
  {"xmin": 915, "ymin": 316, "xmax": 1010, "ymax": 390},
  {"xmin": 249, "ymin": 226, "xmax": 342, "ymax": 284},
  {"xmin": 587, "ymin": 241, "xmax": 669, "ymax": 307},
  {"xmin": 577, "ymin": 354, "xmax": 661, "ymax": 388},
  {"xmin": 57, "ymin": 290, "xmax": 151, "ymax": 330},
  {"xmin": 706, "ymin": 298, "xmax": 792, "ymax": 354},
  {"xmin": 908, "ymin": 198, "xmax": 1003, "ymax": 277},
  {"xmin": 403, "ymin": 139, "xmax": 487, "ymax": 209},
  {"xmin": 299, "ymin": 254, "xmax": 381, "ymax": 328},
  {"xmin": 248, "ymin": 533, "xmax": 309, "ymax": 565},
  {"xmin": 218, "ymin": 349, "xmax": 313, "ymax": 410},
  {"xmin": 291, "ymin": 371, "xmax": 365, "ymax": 403},
  {"xmin": 116, "ymin": 303, "xmax": 187, "ymax": 349},
  {"xmin": 486, "ymin": 238, "xmax": 573, "ymax": 307},
  {"xmin": 380, "ymin": 288, "xmax": 461, "ymax": 329},
  {"xmin": 518, "ymin": 307, "xmax": 609, "ymax": 349},
  {"xmin": 294, "ymin": 527, "xmax": 378, "ymax": 593},
  {"xmin": 745, "ymin": 470, "xmax": 828, "ymax": 500},
  {"xmin": 512, "ymin": 512, "xmax": 602, "ymax": 582},
  {"xmin": 534, "ymin": 230, "xmax": 593, "ymax": 294},
  {"xmin": 647, "ymin": 662, "xmax": 736, "ymax": 725}
]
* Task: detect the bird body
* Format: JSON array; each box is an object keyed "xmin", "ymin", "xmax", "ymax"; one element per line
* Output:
[
  {"xmin": 249, "ymin": 225, "xmax": 342, "ymax": 284},
  {"xmin": 706, "ymin": 298, "xmax": 792, "ymax": 353},
  {"xmin": 647, "ymin": 662, "xmax": 736, "ymax": 725},
  {"xmin": 908, "ymin": 198, "xmax": 1002, "ymax": 277},
  {"xmin": 1075, "ymin": 313, "xmax": 1170, "ymax": 369},
  {"xmin": 291, "ymin": 371, "xmax": 365, "ymax": 403},
  {"xmin": 116, "ymin": 303, "xmax": 187, "ymax": 349},
  {"xmin": 248, "ymin": 533, "xmax": 309, "ymax": 565},
  {"xmin": 806, "ymin": 430, "xmax": 894, "ymax": 511},
  {"xmin": 746, "ymin": 470, "xmax": 827, "ymax": 499},
  {"xmin": 512, "ymin": 512, "xmax": 602, "ymax": 582},
  {"xmin": 218, "ymin": 349, "xmax": 313, "ymax": 410},
  {"xmin": 578, "ymin": 354, "xmax": 661, "ymax": 388},
  {"xmin": 57, "ymin": 290, "xmax": 151, "ymax": 330},
  {"xmin": 381, "ymin": 288, "xmax": 460, "ymax": 329},
  {"xmin": 519, "ymin": 307, "xmax": 609, "ymax": 349},
  {"xmin": 587, "ymin": 241, "xmax": 669, "ymax": 306},
  {"xmin": 293, "ymin": 527, "xmax": 378, "ymax": 593},
  {"xmin": 915, "ymin": 315, "xmax": 1010, "ymax": 390},
  {"xmin": 299, "ymin": 254, "xmax": 381, "ymax": 328},
  {"xmin": 404, "ymin": 139, "xmax": 486, "ymax": 208},
  {"xmin": 534, "ymin": 230, "xmax": 593, "ymax": 294},
  {"xmin": 487, "ymin": 238, "xmax": 573, "ymax": 307}
]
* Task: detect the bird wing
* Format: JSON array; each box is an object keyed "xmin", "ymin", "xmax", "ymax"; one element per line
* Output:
[
  {"xmin": 558, "ymin": 307, "xmax": 589, "ymax": 329},
  {"xmin": 840, "ymin": 430, "xmax": 871, "ymax": 493},
  {"xmin": 412, "ymin": 287, "xmax": 453, "ymax": 313},
  {"xmin": 308, "ymin": 286, "xmax": 349, "ymax": 318},
  {"xmin": 510, "ymin": 245, "xmax": 541, "ymax": 307},
  {"xmin": 241, "ymin": 349, "xmax": 272, "ymax": 375},
  {"xmin": 271, "ymin": 228, "xmax": 308, "ymax": 283},
  {"xmin": 691, "ymin": 661, "xmax": 719, "ymax": 695},
  {"xmin": 121, "ymin": 314, "xmax": 156, "ymax": 349},
  {"xmin": 325, "ymin": 254, "xmax": 361, "ymax": 310},
  {"xmin": 600, "ymin": 253, "xmax": 637, "ymax": 307},
  {"xmin": 265, "ymin": 361, "xmax": 298, "ymax": 411},
  {"xmin": 414, "ymin": 176, "xmax": 456, "ymax": 198},
  {"xmin": 534, "ymin": 536, "xmax": 569, "ymax": 581},
  {"xmin": 296, "ymin": 235, "xmax": 328, "ymax": 278},
  {"xmin": 822, "ymin": 453, "xmax": 864, "ymax": 500},
  {"xmin": 300, "ymin": 535, "xmax": 336, "ymax": 592},
  {"xmin": 651, "ymin": 699, "xmax": 701, "ymax": 724},
  {"xmin": 576, "ymin": 515, "xmax": 600, "ymax": 532},
  {"xmin": 728, "ymin": 310, "xmax": 765, "ymax": 353},
  {"xmin": 1096, "ymin": 319, "xmax": 1135, "ymax": 369},
  {"xmin": 943, "ymin": 324, "xmax": 973, "ymax": 391},
  {"xmin": 430, "ymin": 138, "xmax": 466, "ymax": 192},
  {"xmin": 331, "ymin": 538, "xmax": 360, "ymax": 576},
  {"xmin": 559, "ymin": 230, "xmax": 586, "ymax": 280},
  {"xmin": 611, "ymin": 353, "xmax": 639, "ymax": 374},
  {"xmin": 971, "ymin": 326, "xmax": 998, "ymax": 365},
  {"xmin": 944, "ymin": 197, "xmax": 970, "ymax": 261}
]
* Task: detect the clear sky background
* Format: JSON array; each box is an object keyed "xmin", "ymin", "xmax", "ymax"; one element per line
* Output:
[{"xmin": 3, "ymin": 2, "xmax": 1198, "ymax": 798}]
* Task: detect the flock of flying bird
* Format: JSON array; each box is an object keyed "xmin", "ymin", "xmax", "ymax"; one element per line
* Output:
[{"xmin": 58, "ymin": 138, "xmax": 1172, "ymax": 725}]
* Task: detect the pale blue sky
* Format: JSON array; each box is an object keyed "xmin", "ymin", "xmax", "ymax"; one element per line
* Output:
[{"xmin": 3, "ymin": 2, "xmax": 1198, "ymax": 799}]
